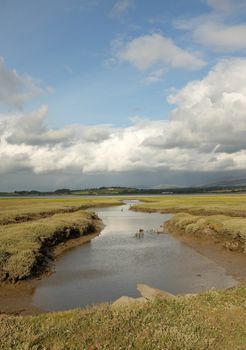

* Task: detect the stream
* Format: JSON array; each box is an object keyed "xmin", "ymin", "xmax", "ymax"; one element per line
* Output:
[{"xmin": 32, "ymin": 201, "xmax": 237, "ymax": 311}]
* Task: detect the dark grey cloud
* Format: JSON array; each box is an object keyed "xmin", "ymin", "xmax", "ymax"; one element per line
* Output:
[
  {"xmin": 7, "ymin": 106, "xmax": 75, "ymax": 146},
  {"xmin": 1, "ymin": 168, "xmax": 245, "ymax": 192},
  {"xmin": 0, "ymin": 153, "xmax": 31, "ymax": 175}
]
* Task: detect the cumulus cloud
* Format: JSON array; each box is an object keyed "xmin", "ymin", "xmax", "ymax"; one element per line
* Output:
[
  {"xmin": 6, "ymin": 106, "xmax": 76, "ymax": 146},
  {"xmin": 0, "ymin": 58, "xmax": 246, "ymax": 177},
  {"xmin": 111, "ymin": 0, "xmax": 133, "ymax": 16},
  {"xmin": 116, "ymin": 33, "xmax": 206, "ymax": 71},
  {"xmin": 0, "ymin": 57, "xmax": 46, "ymax": 109},
  {"xmin": 164, "ymin": 58, "xmax": 246, "ymax": 154}
]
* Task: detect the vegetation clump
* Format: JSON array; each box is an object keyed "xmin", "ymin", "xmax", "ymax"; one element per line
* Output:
[
  {"xmin": 0, "ymin": 197, "xmax": 122, "ymax": 282},
  {"xmin": 0, "ymin": 210, "xmax": 99, "ymax": 282},
  {"xmin": 165, "ymin": 213, "xmax": 246, "ymax": 253}
]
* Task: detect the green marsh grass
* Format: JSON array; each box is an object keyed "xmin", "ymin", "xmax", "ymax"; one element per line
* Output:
[
  {"xmin": 132, "ymin": 194, "xmax": 246, "ymax": 217},
  {"xmin": 0, "ymin": 197, "xmax": 122, "ymax": 225},
  {"xmin": 1, "ymin": 283, "xmax": 246, "ymax": 349}
]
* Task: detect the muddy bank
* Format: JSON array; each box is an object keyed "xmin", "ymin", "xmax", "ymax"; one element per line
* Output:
[
  {"xmin": 165, "ymin": 220, "xmax": 246, "ymax": 281},
  {"xmin": 165, "ymin": 214, "xmax": 246, "ymax": 255},
  {"xmin": 0, "ymin": 230, "xmax": 102, "ymax": 315}
]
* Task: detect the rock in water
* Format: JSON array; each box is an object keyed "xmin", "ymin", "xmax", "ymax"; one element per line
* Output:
[
  {"xmin": 137, "ymin": 284, "xmax": 174, "ymax": 300},
  {"xmin": 112, "ymin": 296, "xmax": 147, "ymax": 308}
]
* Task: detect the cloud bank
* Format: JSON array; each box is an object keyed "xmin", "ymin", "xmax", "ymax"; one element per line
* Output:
[{"xmin": 1, "ymin": 58, "xmax": 245, "ymax": 179}]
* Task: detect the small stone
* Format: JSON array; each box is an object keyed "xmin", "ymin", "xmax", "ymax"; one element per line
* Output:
[
  {"xmin": 137, "ymin": 284, "xmax": 174, "ymax": 300},
  {"xmin": 112, "ymin": 296, "xmax": 147, "ymax": 308}
]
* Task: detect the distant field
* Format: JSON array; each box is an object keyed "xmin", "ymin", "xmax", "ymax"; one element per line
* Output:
[
  {"xmin": 0, "ymin": 197, "xmax": 122, "ymax": 225},
  {"xmin": 132, "ymin": 194, "xmax": 246, "ymax": 216}
]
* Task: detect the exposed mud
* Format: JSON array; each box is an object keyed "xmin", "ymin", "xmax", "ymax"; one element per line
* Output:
[{"xmin": 165, "ymin": 221, "xmax": 246, "ymax": 282}]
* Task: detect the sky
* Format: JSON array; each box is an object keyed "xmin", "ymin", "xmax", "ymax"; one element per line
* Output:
[{"xmin": 0, "ymin": 0, "xmax": 246, "ymax": 190}]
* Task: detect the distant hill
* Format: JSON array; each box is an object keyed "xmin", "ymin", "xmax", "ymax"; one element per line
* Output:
[
  {"xmin": 203, "ymin": 178, "xmax": 246, "ymax": 188},
  {"xmin": 1, "ymin": 182, "xmax": 246, "ymax": 197},
  {"xmin": 150, "ymin": 184, "xmax": 183, "ymax": 190}
]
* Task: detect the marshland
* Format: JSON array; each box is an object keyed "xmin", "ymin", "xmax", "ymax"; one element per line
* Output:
[{"xmin": 0, "ymin": 194, "xmax": 246, "ymax": 349}]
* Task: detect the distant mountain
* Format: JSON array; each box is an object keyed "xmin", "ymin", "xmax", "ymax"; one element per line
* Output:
[
  {"xmin": 203, "ymin": 178, "xmax": 246, "ymax": 188},
  {"xmin": 151, "ymin": 184, "xmax": 183, "ymax": 190}
]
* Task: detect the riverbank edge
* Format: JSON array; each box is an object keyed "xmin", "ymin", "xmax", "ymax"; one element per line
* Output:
[
  {"xmin": 164, "ymin": 219, "xmax": 245, "ymax": 255},
  {"xmin": 0, "ymin": 218, "xmax": 104, "ymax": 315},
  {"xmin": 131, "ymin": 203, "xmax": 246, "ymax": 256},
  {"xmin": 0, "ymin": 212, "xmax": 104, "ymax": 284},
  {"xmin": 131, "ymin": 202, "xmax": 246, "ymax": 282}
]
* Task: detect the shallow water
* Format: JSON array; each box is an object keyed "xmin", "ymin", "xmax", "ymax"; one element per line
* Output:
[{"xmin": 32, "ymin": 202, "xmax": 237, "ymax": 311}]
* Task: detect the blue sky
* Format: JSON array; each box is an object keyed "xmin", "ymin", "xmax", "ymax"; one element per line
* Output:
[
  {"xmin": 0, "ymin": 0, "xmax": 213, "ymax": 126},
  {"xmin": 0, "ymin": 0, "xmax": 246, "ymax": 190}
]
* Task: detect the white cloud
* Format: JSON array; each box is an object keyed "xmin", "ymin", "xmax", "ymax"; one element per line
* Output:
[
  {"xmin": 164, "ymin": 58, "xmax": 246, "ymax": 155},
  {"xmin": 6, "ymin": 106, "xmax": 76, "ymax": 146},
  {"xmin": 111, "ymin": 0, "xmax": 133, "ymax": 16},
  {"xmin": 0, "ymin": 58, "xmax": 246, "ymax": 176},
  {"xmin": 175, "ymin": 1, "xmax": 246, "ymax": 52},
  {"xmin": 0, "ymin": 57, "xmax": 46, "ymax": 109},
  {"xmin": 116, "ymin": 33, "xmax": 206, "ymax": 71},
  {"xmin": 189, "ymin": 19, "xmax": 246, "ymax": 52}
]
